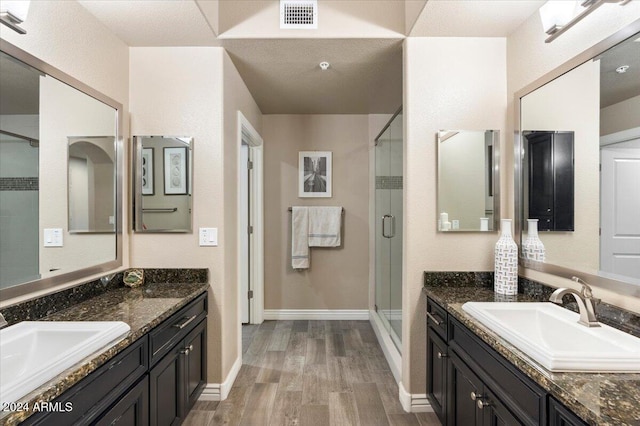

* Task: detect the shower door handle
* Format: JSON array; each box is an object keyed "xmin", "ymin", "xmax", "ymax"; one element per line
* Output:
[{"xmin": 382, "ymin": 215, "xmax": 395, "ymax": 239}]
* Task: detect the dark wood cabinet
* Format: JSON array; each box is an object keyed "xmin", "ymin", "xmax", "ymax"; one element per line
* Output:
[
  {"xmin": 524, "ymin": 130, "xmax": 575, "ymax": 232},
  {"xmin": 548, "ymin": 397, "xmax": 587, "ymax": 426},
  {"xmin": 426, "ymin": 296, "xmax": 587, "ymax": 426},
  {"xmin": 427, "ymin": 326, "xmax": 448, "ymax": 424},
  {"xmin": 95, "ymin": 376, "xmax": 149, "ymax": 426},
  {"xmin": 22, "ymin": 292, "xmax": 208, "ymax": 426}
]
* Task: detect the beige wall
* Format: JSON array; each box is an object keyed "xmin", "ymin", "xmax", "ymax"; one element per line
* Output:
[
  {"xmin": 222, "ymin": 51, "xmax": 263, "ymax": 375},
  {"xmin": 507, "ymin": 6, "xmax": 640, "ymax": 314},
  {"xmin": 521, "ymin": 61, "xmax": 600, "ymax": 274},
  {"xmin": 0, "ymin": 0, "xmax": 130, "ymax": 307},
  {"xmin": 263, "ymin": 115, "xmax": 369, "ymax": 310},
  {"xmin": 403, "ymin": 37, "xmax": 507, "ymax": 393},
  {"xmin": 601, "ymin": 95, "xmax": 640, "ymax": 136}
]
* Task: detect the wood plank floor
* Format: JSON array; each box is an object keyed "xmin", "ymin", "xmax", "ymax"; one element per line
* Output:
[{"xmin": 184, "ymin": 320, "xmax": 441, "ymax": 426}]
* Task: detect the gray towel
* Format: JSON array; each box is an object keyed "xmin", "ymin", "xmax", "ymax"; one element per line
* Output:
[
  {"xmin": 291, "ymin": 207, "xmax": 309, "ymax": 269},
  {"xmin": 308, "ymin": 206, "xmax": 342, "ymax": 247}
]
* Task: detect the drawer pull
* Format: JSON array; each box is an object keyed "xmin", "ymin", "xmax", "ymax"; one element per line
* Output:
[
  {"xmin": 477, "ymin": 399, "xmax": 492, "ymax": 409},
  {"xmin": 180, "ymin": 344, "xmax": 194, "ymax": 356},
  {"xmin": 108, "ymin": 359, "xmax": 124, "ymax": 370},
  {"xmin": 172, "ymin": 315, "xmax": 197, "ymax": 330},
  {"xmin": 437, "ymin": 351, "xmax": 448, "ymax": 359},
  {"xmin": 427, "ymin": 311, "xmax": 443, "ymax": 326}
]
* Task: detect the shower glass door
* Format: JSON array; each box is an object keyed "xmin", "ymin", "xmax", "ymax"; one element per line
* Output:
[{"xmin": 375, "ymin": 110, "xmax": 403, "ymax": 351}]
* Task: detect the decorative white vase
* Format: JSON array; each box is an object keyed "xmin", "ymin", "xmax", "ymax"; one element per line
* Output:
[
  {"xmin": 494, "ymin": 219, "xmax": 518, "ymax": 295},
  {"xmin": 522, "ymin": 219, "xmax": 546, "ymax": 262}
]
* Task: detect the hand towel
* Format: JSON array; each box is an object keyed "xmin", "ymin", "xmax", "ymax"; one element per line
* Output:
[
  {"xmin": 291, "ymin": 206, "xmax": 310, "ymax": 269},
  {"xmin": 308, "ymin": 206, "xmax": 342, "ymax": 247}
]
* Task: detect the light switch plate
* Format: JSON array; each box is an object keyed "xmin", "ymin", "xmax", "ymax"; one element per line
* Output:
[
  {"xmin": 44, "ymin": 228, "xmax": 63, "ymax": 247},
  {"xmin": 199, "ymin": 228, "xmax": 218, "ymax": 246}
]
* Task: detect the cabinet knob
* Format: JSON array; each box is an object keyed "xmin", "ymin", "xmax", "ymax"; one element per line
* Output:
[
  {"xmin": 180, "ymin": 345, "xmax": 193, "ymax": 355},
  {"xmin": 470, "ymin": 391, "xmax": 479, "ymax": 401},
  {"xmin": 437, "ymin": 351, "xmax": 448, "ymax": 359},
  {"xmin": 477, "ymin": 399, "xmax": 492, "ymax": 409}
]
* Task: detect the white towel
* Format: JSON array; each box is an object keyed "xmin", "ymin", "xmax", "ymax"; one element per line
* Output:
[
  {"xmin": 291, "ymin": 206, "xmax": 310, "ymax": 269},
  {"xmin": 308, "ymin": 206, "xmax": 342, "ymax": 247}
]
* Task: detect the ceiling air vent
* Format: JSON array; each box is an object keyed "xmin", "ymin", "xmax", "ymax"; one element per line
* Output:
[{"xmin": 280, "ymin": 0, "xmax": 317, "ymax": 29}]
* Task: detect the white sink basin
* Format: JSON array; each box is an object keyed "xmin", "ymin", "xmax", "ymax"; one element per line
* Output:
[
  {"xmin": 0, "ymin": 321, "xmax": 130, "ymax": 405},
  {"xmin": 461, "ymin": 302, "xmax": 640, "ymax": 372}
]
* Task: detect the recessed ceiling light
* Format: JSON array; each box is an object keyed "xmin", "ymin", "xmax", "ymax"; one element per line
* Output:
[
  {"xmin": 616, "ymin": 65, "xmax": 630, "ymax": 74},
  {"xmin": 319, "ymin": 61, "xmax": 330, "ymax": 71}
]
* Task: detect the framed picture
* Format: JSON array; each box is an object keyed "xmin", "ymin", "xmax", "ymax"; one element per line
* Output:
[
  {"xmin": 141, "ymin": 147, "xmax": 154, "ymax": 195},
  {"xmin": 298, "ymin": 151, "xmax": 332, "ymax": 198},
  {"xmin": 163, "ymin": 147, "xmax": 188, "ymax": 195}
]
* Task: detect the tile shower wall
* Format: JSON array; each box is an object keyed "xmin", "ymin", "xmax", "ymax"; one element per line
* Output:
[{"xmin": 0, "ymin": 115, "xmax": 39, "ymax": 288}]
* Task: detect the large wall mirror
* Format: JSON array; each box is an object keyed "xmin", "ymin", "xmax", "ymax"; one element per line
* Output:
[
  {"xmin": 0, "ymin": 40, "xmax": 122, "ymax": 301},
  {"xmin": 437, "ymin": 130, "xmax": 500, "ymax": 232},
  {"xmin": 133, "ymin": 136, "xmax": 193, "ymax": 233},
  {"xmin": 516, "ymin": 20, "xmax": 640, "ymax": 293}
]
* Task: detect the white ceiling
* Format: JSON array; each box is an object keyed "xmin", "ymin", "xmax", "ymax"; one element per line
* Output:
[
  {"xmin": 76, "ymin": 0, "xmax": 546, "ymax": 114},
  {"xmin": 599, "ymin": 35, "xmax": 640, "ymax": 108}
]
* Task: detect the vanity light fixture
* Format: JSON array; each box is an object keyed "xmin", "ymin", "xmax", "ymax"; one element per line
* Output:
[
  {"xmin": 540, "ymin": 0, "xmax": 631, "ymax": 43},
  {"xmin": 0, "ymin": 0, "xmax": 30, "ymax": 34},
  {"xmin": 615, "ymin": 65, "xmax": 630, "ymax": 73},
  {"xmin": 319, "ymin": 61, "xmax": 330, "ymax": 71}
]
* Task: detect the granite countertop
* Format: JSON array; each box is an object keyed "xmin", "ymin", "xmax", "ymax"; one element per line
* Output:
[
  {"xmin": 0, "ymin": 282, "xmax": 209, "ymax": 426},
  {"xmin": 423, "ymin": 286, "xmax": 640, "ymax": 426}
]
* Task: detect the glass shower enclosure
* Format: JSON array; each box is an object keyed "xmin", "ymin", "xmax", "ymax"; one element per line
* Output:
[{"xmin": 375, "ymin": 109, "xmax": 403, "ymax": 351}]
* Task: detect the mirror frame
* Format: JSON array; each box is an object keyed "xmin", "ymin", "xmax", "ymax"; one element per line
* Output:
[
  {"xmin": 436, "ymin": 129, "xmax": 500, "ymax": 233},
  {"xmin": 0, "ymin": 39, "xmax": 123, "ymax": 302},
  {"xmin": 514, "ymin": 19, "xmax": 640, "ymax": 298}
]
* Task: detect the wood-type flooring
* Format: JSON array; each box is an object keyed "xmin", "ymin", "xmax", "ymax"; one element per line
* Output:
[{"xmin": 183, "ymin": 320, "xmax": 440, "ymax": 426}]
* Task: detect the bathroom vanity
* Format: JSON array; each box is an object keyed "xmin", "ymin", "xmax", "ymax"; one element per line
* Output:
[
  {"xmin": 425, "ymin": 283, "xmax": 640, "ymax": 426},
  {"xmin": 0, "ymin": 277, "xmax": 208, "ymax": 426}
]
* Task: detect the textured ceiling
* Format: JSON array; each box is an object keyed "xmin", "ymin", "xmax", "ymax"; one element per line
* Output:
[
  {"xmin": 222, "ymin": 38, "xmax": 403, "ymax": 114},
  {"xmin": 410, "ymin": 0, "xmax": 546, "ymax": 37},
  {"xmin": 599, "ymin": 36, "xmax": 640, "ymax": 108},
  {"xmin": 0, "ymin": 52, "xmax": 40, "ymax": 115}
]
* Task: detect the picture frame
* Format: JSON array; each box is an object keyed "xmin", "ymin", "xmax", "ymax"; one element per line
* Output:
[
  {"xmin": 141, "ymin": 147, "xmax": 154, "ymax": 195},
  {"xmin": 163, "ymin": 147, "xmax": 188, "ymax": 195},
  {"xmin": 298, "ymin": 151, "xmax": 332, "ymax": 198}
]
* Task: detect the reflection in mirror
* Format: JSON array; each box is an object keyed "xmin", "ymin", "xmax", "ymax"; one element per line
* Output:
[
  {"xmin": 133, "ymin": 136, "xmax": 193, "ymax": 233},
  {"xmin": 68, "ymin": 137, "xmax": 115, "ymax": 233},
  {"xmin": 0, "ymin": 44, "xmax": 120, "ymax": 296},
  {"xmin": 523, "ymin": 131, "xmax": 574, "ymax": 232},
  {"xmin": 437, "ymin": 130, "xmax": 499, "ymax": 232},
  {"xmin": 518, "ymin": 27, "xmax": 640, "ymax": 286}
]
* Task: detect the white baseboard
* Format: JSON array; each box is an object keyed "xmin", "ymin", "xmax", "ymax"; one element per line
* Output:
[
  {"xmin": 199, "ymin": 356, "xmax": 242, "ymax": 401},
  {"xmin": 263, "ymin": 309, "xmax": 369, "ymax": 320},
  {"xmin": 399, "ymin": 382, "xmax": 433, "ymax": 413}
]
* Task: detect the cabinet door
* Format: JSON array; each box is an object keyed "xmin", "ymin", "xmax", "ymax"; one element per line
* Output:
[
  {"xmin": 427, "ymin": 327, "xmax": 448, "ymax": 424},
  {"xmin": 95, "ymin": 376, "xmax": 149, "ymax": 426},
  {"xmin": 549, "ymin": 397, "xmax": 587, "ymax": 426},
  {"xmin": 480, "ymin": 388, "xmax": 523, "ymax": 426},
  {"xmin": 149, "ymin": 344, "xmax": 184, "ymax": 426},
  {"xmin": 448, "ymin": 351, "xmax": 483, "ymax": 426},
  {"xmin": 184, "ymin": 319, "xmax": 207, "ymax": 411}
]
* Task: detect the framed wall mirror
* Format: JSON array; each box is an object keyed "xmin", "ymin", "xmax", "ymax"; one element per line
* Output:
[
  {"xmin": 516, "ymin": 20, "xmax": 640, "ymax": 292},
  {"xmin": 133, "ymin": 136, "xmax": 193, "ymax": 233},
  {"xmin": 0, "ymin": 40, "xmax": 123, "ymax": 301},
  {"xmin": 437, "ymin": 130, "xmax": 500, "ymax": 232}
]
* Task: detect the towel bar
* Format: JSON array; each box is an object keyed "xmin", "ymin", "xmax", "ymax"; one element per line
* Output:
[
  {"xmin": 143, "ymin": 207, "xmax": 178, "ymax": 213},
  {"xmin": 288, "ymin": 207, "xmax": 344, "ymax": 214}
]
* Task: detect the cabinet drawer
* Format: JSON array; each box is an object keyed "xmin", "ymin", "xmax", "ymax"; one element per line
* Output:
[
  {"xmin": 149, "ymin": 293, "xmax": 207, "ymax": 366},
  {"xmin": 24, "ymin": 336, "xmax": 148, "ymax": 426},
  {"xmin": 449, "ymin": 317, "xmax": 544, "ymax": 426},
  {"xmin": 427, "ymin": 297, "xmax": 448, "ymax": 340}
]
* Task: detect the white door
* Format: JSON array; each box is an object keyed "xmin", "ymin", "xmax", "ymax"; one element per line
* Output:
[
  {"xmin": 240, "ymin": 143, "xmax": 250, "ymax": 323},
  {"xmin": 600, "ymin": 145, "xmax": 640, "ymax": 280}
]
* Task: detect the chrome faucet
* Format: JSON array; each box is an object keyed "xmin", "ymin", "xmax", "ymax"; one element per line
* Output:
[
  {"xmin": 0, "ymin": 313, "xmax": 7, "ymax": 329},
  {"xmin": 549, "ymin": 277, "xmax": 600, "ymax": 327}
]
